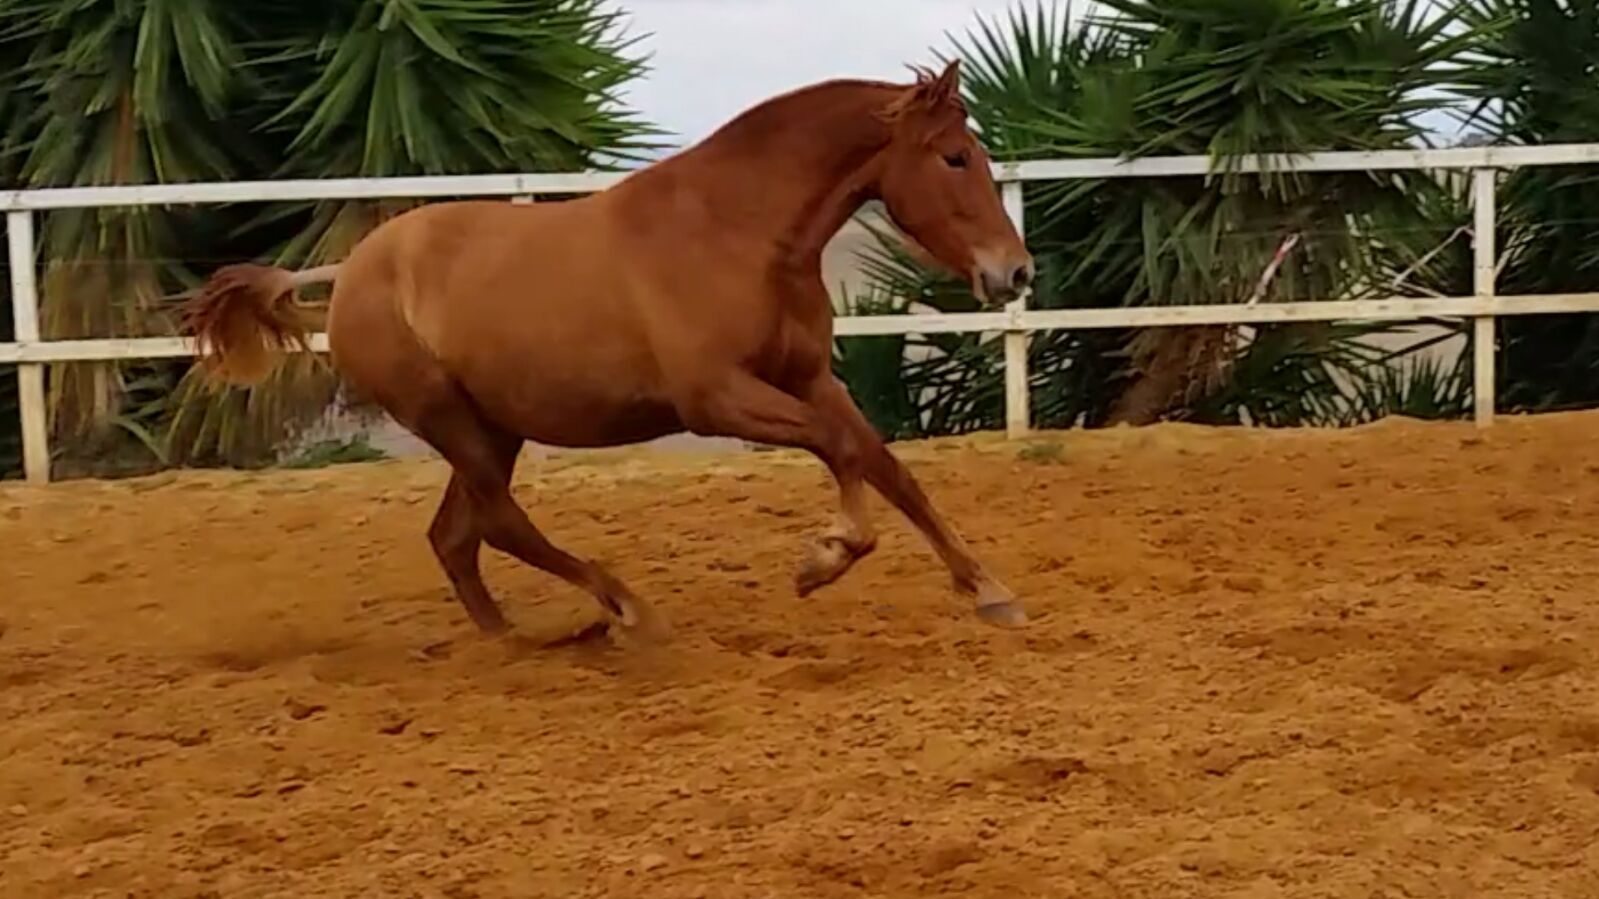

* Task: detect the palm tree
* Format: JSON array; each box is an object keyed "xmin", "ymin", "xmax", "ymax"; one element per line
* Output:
[
  {"xmin": 166, "ymin": 0, "xmax": 662, "ymax": 465},
  {"xmin": 840, "ymin": 0, "xmax": 1492, "ymax": 435},
  {"xmin": 0, "ymin": 0, "xmax": 660, "ymax": 473},
  {"xmin": 1457, "ymin": 0, "xmax": 1599, "ymax": 414},
  {"xmin": 1, "ymin": 0, "xmax": 250, "ymax": 475},
  {"xmin": 0, "ymin": 287, "xmax": 15, "ymax": 478}
]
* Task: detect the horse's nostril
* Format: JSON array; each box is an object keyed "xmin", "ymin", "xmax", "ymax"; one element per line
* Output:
[{"xmin": 979, "ymin": 259, "xmax": 1034, "ymax": 303}]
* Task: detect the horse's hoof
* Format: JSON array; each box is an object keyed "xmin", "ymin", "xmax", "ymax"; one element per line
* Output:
[
  {"xmin": 795, "ymin": 538, "xmax": 852, "ymax": 597},
  {"xmin": 616, "ymin": 600, "xmax": 673, "ymax": 644},
  {"xmin": 794, "ymin": 564, "xmax": 835, "ymax": 598},
  {"xmin": 474, "ymin": 618, "xmax": 512, "ymax": 638},
  {"xmin": 977, "ymin": 600, "xmax": 1029, "ymax": 629},
  {"xmin": 970, "ymin": 575, "xmax": 1026, "ymax": 628}
]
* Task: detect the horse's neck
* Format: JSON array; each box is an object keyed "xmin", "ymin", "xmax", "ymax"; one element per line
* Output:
[
  {"xmin": 769, "ymin": 141, "xmax": 885, "ymax": 276},
  {"xmin": 644, "ymin": 87, "xmax": 895, "ymax": 273}
]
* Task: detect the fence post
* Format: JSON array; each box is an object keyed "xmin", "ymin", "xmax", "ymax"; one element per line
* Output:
[
  {"xmin": 6, "ymin": 210, "xmax": 48, "ymax": 483},
  {"xmin": 1001, "ymin": 180, "xmax": 1029, "ymax": 439},
  {"xmin": 1471, "ymin": 167, "xmax": 1497, "ymax": 428}
]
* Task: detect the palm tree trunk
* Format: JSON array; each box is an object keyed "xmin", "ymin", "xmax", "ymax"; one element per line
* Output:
[{"xmin": 1109, "ymin": 326, "xmax": 1235, "ymax": 425}]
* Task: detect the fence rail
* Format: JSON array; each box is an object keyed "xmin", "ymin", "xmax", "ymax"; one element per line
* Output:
[{"xmin": 9, "ymin": 142, "xmax": 1599, "ymax": 484}]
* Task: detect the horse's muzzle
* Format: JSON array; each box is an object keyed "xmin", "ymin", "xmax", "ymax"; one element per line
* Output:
[{"xmin": 977, "ymin": 257, "xmax": 1035, "ymax": 306}]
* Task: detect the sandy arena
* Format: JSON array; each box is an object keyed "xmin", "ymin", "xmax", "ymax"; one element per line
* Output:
[{"xmin": 4, "ymin": 413, "xmax": 1599, "ymax": 898}]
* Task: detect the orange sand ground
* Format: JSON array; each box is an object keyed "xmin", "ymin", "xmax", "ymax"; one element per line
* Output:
[{"xmin": 4, "ymin": 414, "xmax": 1599, "ymax": 898}]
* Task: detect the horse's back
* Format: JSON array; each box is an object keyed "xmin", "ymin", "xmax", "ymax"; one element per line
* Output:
[
  {"xmin": 333, "ymin": 197, "xmax": 619, "ymax": 334},
  {"xmin": 328, "ymin": 196, "xmax": 684, "ymax": 445}
]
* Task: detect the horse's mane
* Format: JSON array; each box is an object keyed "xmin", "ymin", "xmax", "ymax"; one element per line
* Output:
[
  {"xmin": 689, "ymin": 78, "xmax": 909, "ymax": 154},
  {"xmin": 679, "ymin": 67, "xmax": 965, "ymax": 161},
  {"xmin": 613, "ymin": 65, "xmax": 968, "ymax": 219}
]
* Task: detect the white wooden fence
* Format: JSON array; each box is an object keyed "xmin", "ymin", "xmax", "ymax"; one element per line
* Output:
[{"xmin": 8, "ymin": 142, "xmax": 1599, "ymax": 484}]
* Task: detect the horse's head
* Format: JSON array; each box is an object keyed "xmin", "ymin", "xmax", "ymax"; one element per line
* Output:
[{"xmin": 873, "ymin": 60, "xmax": 1033, "ymax": 306}]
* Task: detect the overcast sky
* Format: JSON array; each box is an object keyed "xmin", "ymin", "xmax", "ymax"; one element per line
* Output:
[
  {"xmin": 613, "ymin": 0, "xmax": 1037, "ymax": 147},
  {"xmin": 610, "ymin": 0, "xmax": 1465, "ymax": 152}
]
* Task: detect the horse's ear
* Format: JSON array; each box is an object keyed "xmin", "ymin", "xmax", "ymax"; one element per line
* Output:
[
  {"xmin": 928, "ymin": 58, "xmax": 961, "ymax": 104},
  {"xmin": 908, "ymin": 64, "xmax": 935, "ymax": 84},
  {"xmin": 883, "ymin": 59, "xmax": 964, "ymax": 123}
]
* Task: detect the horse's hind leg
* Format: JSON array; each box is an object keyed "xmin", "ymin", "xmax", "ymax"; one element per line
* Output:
[
  {"xmin": 328, "ymin": 277, "xmax": 659, "ymax": 638},
  {"xmin": 428, "ymin": 432, "xmax": 520, "ymax": 633},
  {"xmin": 408, "ymin": 384, "xmax": 665, "ymax": 639}
]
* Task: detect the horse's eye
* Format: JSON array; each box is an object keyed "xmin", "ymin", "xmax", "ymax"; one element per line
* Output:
[{"xmin": 943, "ymin": 153, "xmax": 967, "ymax": 170}]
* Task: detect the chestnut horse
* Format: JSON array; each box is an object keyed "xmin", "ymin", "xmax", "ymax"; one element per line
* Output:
[{"xmin": 182, "ymin": 60, "xmax": 1035, "ymax": 640}]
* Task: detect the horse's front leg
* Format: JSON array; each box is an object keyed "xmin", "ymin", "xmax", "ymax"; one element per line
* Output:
[
  {"xmin": 794, "ymin": 462, "xmax": 878, "ymax": 597},
  {"xmin": 675, "ymin": 372, "xmax": 875, "ymax": 594},
  {"xmin": 677, "ymin": 371, "xmax": 1021, "ymax": 626},
  {"xmin": 805, "ymin": 377, "xmax": 1027, "ymax": 628}
]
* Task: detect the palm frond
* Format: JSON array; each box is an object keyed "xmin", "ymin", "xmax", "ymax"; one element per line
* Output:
[
  {"xmin": 834, "ymin": 0, "xmax": 1498, "ymax": 431},
  {"xmin": 1459, "ymin": 0, "xmax": 1599, "ymax": 413},
  {"xmin": 4, "ymin": 0, "xmax": 249, "ymax": 450},
  {"xmin": 177, "ymin": 0, "xmax": 661, "ymax": 465}
]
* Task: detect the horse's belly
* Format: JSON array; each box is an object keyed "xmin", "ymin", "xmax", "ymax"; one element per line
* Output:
[
  {"xmin": 531, "ymin": 398, "xmax": 685, "ymax": 448},
  {"xmin": 464, "ymin": 376, "xmax": 684, "ymax": 449},
  {"xmin": 428, "ymin": 292, "xmax": 682, "ymax": 446}
]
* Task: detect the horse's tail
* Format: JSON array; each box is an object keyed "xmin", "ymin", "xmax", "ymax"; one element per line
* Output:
[{"xmin": 180, "ymin": 263, "xmax": 342, "ymax": 386}]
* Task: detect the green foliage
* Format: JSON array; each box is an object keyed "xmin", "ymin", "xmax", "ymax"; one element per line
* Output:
[
  {"xmin": 2, "ymin": 0, "xmax": 246, "ymax": 457},
  {"xmin": 836, "ymin": 0, "xmax": 1493, "ymax": 436},
  {"xmin": 831, "ymin": 291, "xmax": 926, "ymax": 441},
  {"xmin": 1457, "ymin": 0, "xmax": 1599, "ymax": 414},
  {"xmin": 0, "ymin": 0, "xmax": 659, "ymax": 475},
  {"xmin": 1342, "ymin": 343, "xmax": 1472, "ymax": 422},
  {"xmin": 278, "ymin": 434, "xmax": 389, "ymax": 469},
  {"xmin": 1015, "ymin": 439, "xmax": 1066, "ymax": 464},
  {"xmin": 1, "ymin": 239, "xmax": 14, "ymax": 477},
  {"xmin": 242, "ymin": 0, "xmax": 657, "ymax": 264},
  {"xmin": 0, "ymin": 329, "xmax": 14, "ymax": 480}
]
